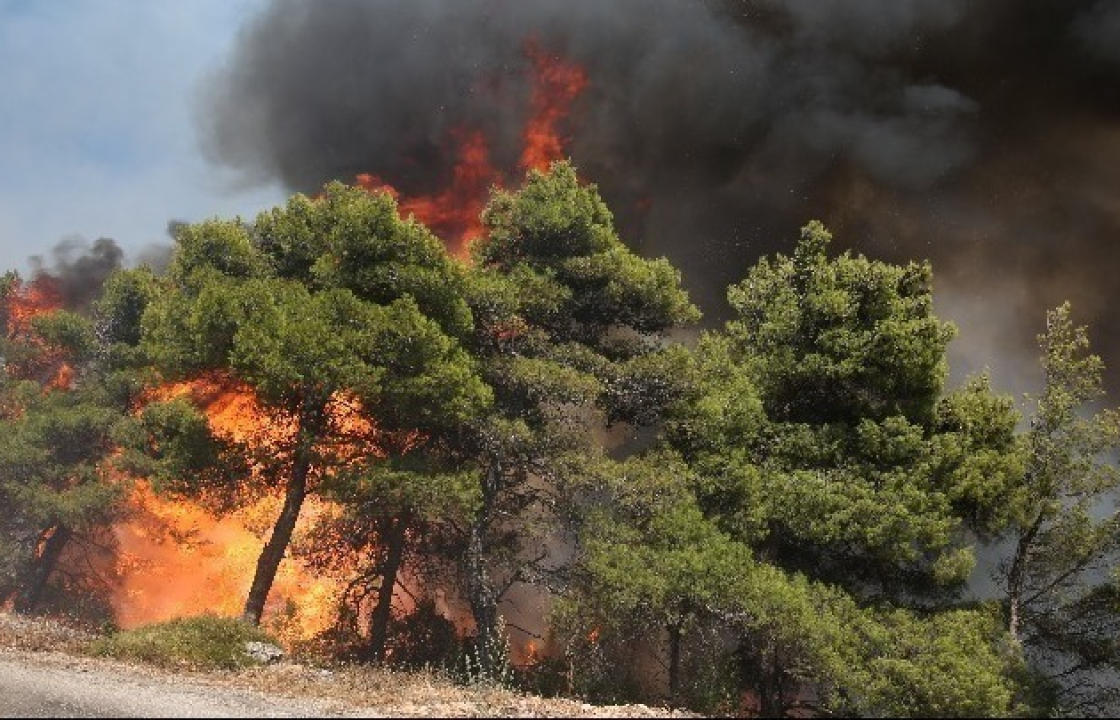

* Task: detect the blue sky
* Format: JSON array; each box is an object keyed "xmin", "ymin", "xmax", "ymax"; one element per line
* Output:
[{"xmin": 0, "ymin": 0, "xmax": 286, "ymax": 271}]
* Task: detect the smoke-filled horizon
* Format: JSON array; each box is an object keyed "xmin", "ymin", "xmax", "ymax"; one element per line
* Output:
[{"xmin": 201, "ymin": 0, "xmax": 1120, "ymax": 396}]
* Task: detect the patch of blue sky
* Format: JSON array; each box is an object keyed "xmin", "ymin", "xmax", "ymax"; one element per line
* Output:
[{"xmin": 0, "ymin": 0, "xmax": 284, "ymax": 269}]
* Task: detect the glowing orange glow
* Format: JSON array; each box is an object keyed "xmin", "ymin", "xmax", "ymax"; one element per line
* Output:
[
  {"xmin": 106, "ymin": 42, "xmax": 589, "ymax": 650},
  {"xmin": 4, "ymin": 275, "xmax": 63, "ymax": 338},
  {"xmin": 588, "ymin": 626, "xmax": 601, "ymax": 644},
  {"xmin": 33, "ymin": 526, "xmax": 61, "ymax": 560},
  {"xmin": 355, "ymin": 43, "xmax": 586, "ymax": 256},
  {"xmin": 520, "ymin": 40, "xmax": 588, "ymax": 173},
  {"xmin": 113, "ymin": 482, "xmax": 343, "ymax": 643},
  {"xmin": 357, "ymin": 129, "xmax": 498, "ymax": 257},
  {"xmin": 111, "ymin": 377, "xmax": 368, "ymax": 644},
  {"xmin": 150, "ymin": 375, "xmax": 292, "ymax": 446},
  {"xmin": 2, "ymin": 275, "xmax": 76, "ymax": 390},
  {"xmin": 48, "ymin": 363, "xmax": 74, "ymax": 391}
]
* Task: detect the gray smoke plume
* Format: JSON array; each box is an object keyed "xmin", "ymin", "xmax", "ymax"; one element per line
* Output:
[
  {"xmin": 29, "ymin": 236, "xmax": 124, "ymax": 310},
  {"xmin": 202, "ymin": 0, "xmax": 1120, "ymax": 395}
]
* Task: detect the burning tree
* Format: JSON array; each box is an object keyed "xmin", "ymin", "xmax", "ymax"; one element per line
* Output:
[
  {"xmin": 299, "ymin": 160, "xmax": 699, "ymax": 671},
  {"xmin": 0, "ymin": 363, "xmax": 124, "ymax": 614},
  {"xmin": 0, "ymin": 268, "xmax": 159, "ymax": 616},
  {"xmin": 301, "ymin": 456, "xmax": 478, "ymax": 664},
  {"xmin": 140, "ymin": 184, "xmax": 491, "ymax": 626}
]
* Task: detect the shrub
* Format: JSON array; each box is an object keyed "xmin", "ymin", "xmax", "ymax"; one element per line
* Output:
[{"xmin": 91, "ymin": 614, "xmax": 278, "ymax": 670}]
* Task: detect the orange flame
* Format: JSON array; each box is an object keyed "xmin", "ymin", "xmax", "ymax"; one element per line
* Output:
[
  {"xmin": 48, "ymin": 362, "xmax": 74, "ymax": 391},
  {"xmin": 111, "ymin": 378, "xmax": 358, "ymax": 643},
  {"xmin": 3, "ymin": 275, "xmax": 72, "ymax": 389},
  {"xmin": 356, "ymin": 43, "xmax": 586, "ymax": 255},
  {"xmin": 110, "ymin": 42, "xmax": 589, "ymax": 647},
  {"xmin": 5, "ymin": 275, "xmax": 63, "ymax": 338},
  {"xmin": 356, "ymin": 129, "xmax": 498, "ymax": 257},
  {"xmin": 113, "ymin": 482, "xmax": 343, "ymax": 643},
  {"xmin": 520, "ymin": 40, "xmax": 588, "ymax": 173}
]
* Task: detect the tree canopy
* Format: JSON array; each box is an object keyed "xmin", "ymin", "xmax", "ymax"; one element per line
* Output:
[
  {"xmin": 1002, "ymin": 303, "xmax": 1120, "ymax": 716},
  {"xmin": 3, "ymin": 165, "xmax": 1120, "ymax": 718},
  {"xmin": 447, "ymin": 161, "xmax": 699, "ymax": 673},
  {"xmin": 140, "ymin": 183, "xmax": 491, "ymax": 624}
]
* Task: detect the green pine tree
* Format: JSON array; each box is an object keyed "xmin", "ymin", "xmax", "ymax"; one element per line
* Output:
[{"xmin": 139, "ymin": 184, "xmax": 491, "ymax": 626}]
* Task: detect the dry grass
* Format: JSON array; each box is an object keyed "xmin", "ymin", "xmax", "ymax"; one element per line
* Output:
[
  {"xmin": 0, "ymin": 612, "xmax": 691, "ymax": 717},
  {"xmin": 236, "ymin": 661, "xmax": 693, "ymax": 717},
  {"xmin": 0, "ymin": 610, "xmax": 96, "ymax": 654}
]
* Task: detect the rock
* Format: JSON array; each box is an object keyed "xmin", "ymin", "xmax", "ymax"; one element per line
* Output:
[{"xmin": 244, "ymin": 641, "xmax": 285, "ymax": 665}]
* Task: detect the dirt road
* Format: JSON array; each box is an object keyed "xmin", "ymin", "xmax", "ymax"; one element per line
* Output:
[{"xmin": 0, "ymin": 649, "xmax": 349, "ymax": 718}]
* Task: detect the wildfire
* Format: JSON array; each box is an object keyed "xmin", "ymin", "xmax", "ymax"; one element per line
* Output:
[
  {"xmin": 355, "ymin": 42, "xmax": 587, "ymax": 256},
  {"xmin": 4, "ymin": 275, "xmax": 62, "ymax": 337},
  {"xmin": 111, "ymin": 377, "xmax": 358, "ymax": 643},
  {"xmin": 357, "ymin": 130, "xmax": 498, "ymax": 257},
  {"xmin": 520, "ymin": 40, "xmax": 588, "ymax": 173},
  {"xmin": 34, "ymin": 42, "xmax": 590, "ymax": 654},
  {"xmin": 2, "ymin": 274, "xmax": 77, "ymax": 390},
  {"xmin": 113, "ymin": 483, "xmax": 342, "ymax": 643},
  {"xmin": 47, "ymin": 363, "xmax": 74, "ymax": 391}
]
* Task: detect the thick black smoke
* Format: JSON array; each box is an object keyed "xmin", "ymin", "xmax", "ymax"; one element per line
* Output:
[
  {"xmin": 202, "ymin": 0, "xmax": 1120, "ymax": 394},
  {"xmin": 29, "ymin": 236, "xmax": 124, "ymax": 310}
]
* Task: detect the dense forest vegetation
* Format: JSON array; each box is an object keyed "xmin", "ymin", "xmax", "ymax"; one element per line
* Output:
[{"xmin": 2, "ymin": 161, "xmax": 1119, "ymax": 717}]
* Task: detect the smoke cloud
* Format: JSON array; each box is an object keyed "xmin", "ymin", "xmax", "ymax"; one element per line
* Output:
[
  {"xmin": 29, "ymin": 236, "xmax": 124, "ymax": 310},
  {"xmin": 201, "ymin": 0, "xmax": 1120, "ymax": 395}
]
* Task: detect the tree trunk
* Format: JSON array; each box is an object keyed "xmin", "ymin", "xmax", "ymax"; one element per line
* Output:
[
  {"xmin": 15, "ymin": 524, "xmax": 71, "ymax": 614},
  {"xmin": 667, "ymin": 621, "xmax": 683, "ymax": 708},
  {"xmin": 1008, "ymin": 513, "xmax": 1044, "ymax": 644},
  {"xmin": 367, "ymin": 514, "xmax": 409, "ymax": 664},
  {"xmin": 759, "ymin": 647, "xmax": 786, "ymax": 719},
  {"xmin": 243, "ymin": 398, "xmax": 322, "ymax": 625},
  {"xmin": 465, "ymin": 462, "xmax": 500, "ymax": 674},
  {"xmin": 760, "ymin": 684, "xmax": 785, "ymax": 718}
]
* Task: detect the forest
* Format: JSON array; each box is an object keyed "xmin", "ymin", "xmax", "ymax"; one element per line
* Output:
[{"xmin": 1, "ymin": 161, "xmax": 1118, "ymax": 717}]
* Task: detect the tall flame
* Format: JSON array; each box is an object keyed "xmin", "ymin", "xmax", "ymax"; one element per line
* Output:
[
  {"xmin": 356, "ymin": 130, "xmax": 498, "ymax": 257},
  {"xmin": 5, "ymin": 276, "xmax": 62, "ymax": 337},
  {"xmin": 110, "ymin": 379, "xmax": 351, "ymax": 643},
  {"xmin": 3, "ymin": 275, "xmax": 74, "ymax": 390},
  {"xmin": 520, "ymin": 40, "xmax": 588, "ymax": 173},
  {"xmin": 113, "ymin": 483, "xmax": 342, "ymax": 643},
  {"xmin": 356, "ymin": 43, "xmax": 587, "ymax": 255}
]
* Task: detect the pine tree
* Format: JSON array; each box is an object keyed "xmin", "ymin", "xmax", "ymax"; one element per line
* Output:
[
  {"xmin": 586, "ymin": 220, "xmax": 1028, "ymax": 714},
  {"xmin": 452, "ymin": 160, "xmax": 699, "ymax": 673},
  {"xmin": 140, "ymin": 185, "xmax": 490, "ymax": 625},
  {"xmin": 1003, "ymin": 303, "xmax": 1120, "ymax": 716},
  {"xmin": 0, "ymin": 269, "xmax": 159, "ymax": 615}
]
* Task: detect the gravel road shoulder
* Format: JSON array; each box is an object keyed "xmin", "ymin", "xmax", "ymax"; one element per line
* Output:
[
  {"xmin": 0, "ymin": 613, "xmax": 690, "ymax": 718},
  {"xmin": 0, "ymin": 648, "xmax": 351, "ymax": 718}
]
